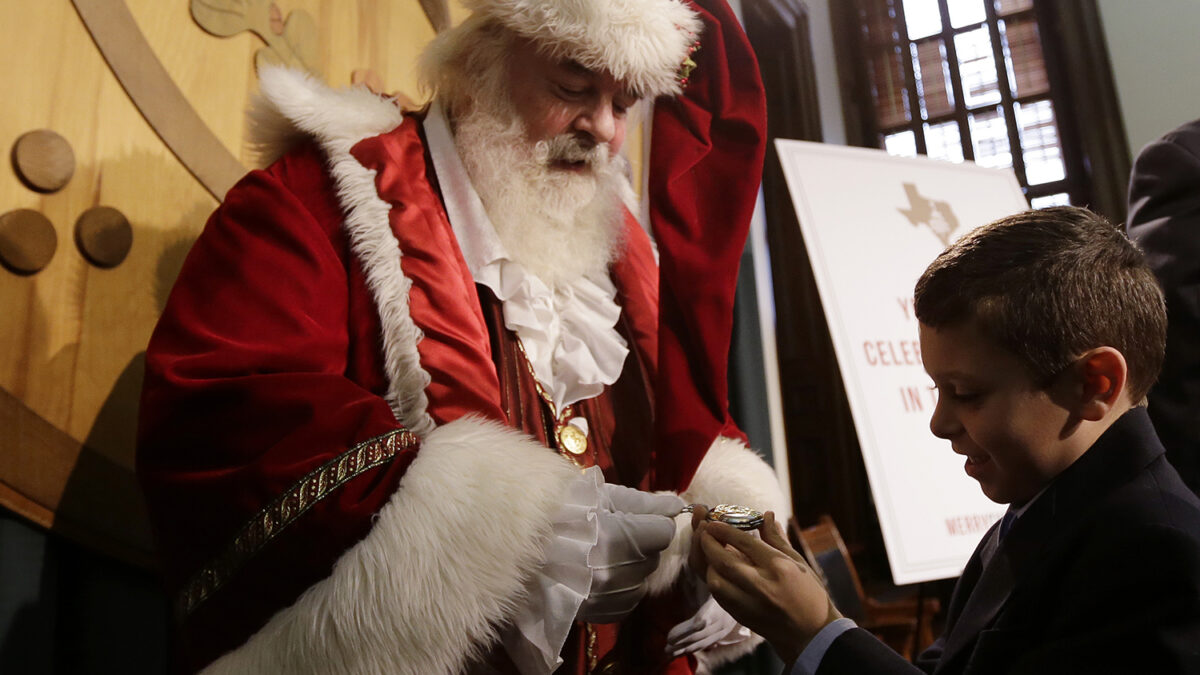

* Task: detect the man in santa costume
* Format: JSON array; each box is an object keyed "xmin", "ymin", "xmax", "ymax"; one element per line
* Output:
[{"xmin": 137, "ymin": 0, "xmax": 785, "ymax": 672}]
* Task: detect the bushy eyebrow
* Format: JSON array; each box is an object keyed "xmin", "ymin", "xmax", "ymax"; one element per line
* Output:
[
  {"xmin": 564, "ymin": 60, "xmax": 591, "ymax": 76},
  {"xmin": 562, "ymin": 60, "xmax": 641, "ymax": 102}
]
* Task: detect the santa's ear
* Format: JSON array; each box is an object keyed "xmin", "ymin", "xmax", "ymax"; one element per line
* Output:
[{"xmin": 1072, "ymin": 347, "xmax": 1128, "ymax": 421}]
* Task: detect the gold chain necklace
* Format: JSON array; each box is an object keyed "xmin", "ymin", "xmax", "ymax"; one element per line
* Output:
[{"xmin": 514, "ymin": 338, "xmax": 592, "ymax": 468}]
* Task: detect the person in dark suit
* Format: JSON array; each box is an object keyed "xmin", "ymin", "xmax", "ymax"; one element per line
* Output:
[
  {"xmin": 689, "ymin": 207, "xmax": 1200, "ymax": 673},
  {"xmin": 1127, "ymin": 117, "xmax": 1200, "ymax": 495}
]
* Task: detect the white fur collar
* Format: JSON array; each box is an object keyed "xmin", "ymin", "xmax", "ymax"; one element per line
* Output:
[{"xmin": 252, "ymin": 66, "xmax": 436, "ymax": 437}]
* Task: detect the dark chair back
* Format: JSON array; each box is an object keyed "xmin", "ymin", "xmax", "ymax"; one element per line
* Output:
[
  {"xmin": 812, "ymin": 548, "xmax": 865, "ymax": 621},
  {"xmin": 789, "ymin": 514, "xmax": 941, "ymax": 662},
  {"xmin": 792, "ymin": 514, "xmax": 867, "ymax": 621}
]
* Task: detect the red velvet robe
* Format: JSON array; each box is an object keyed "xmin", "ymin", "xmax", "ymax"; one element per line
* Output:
[{"xmin": 140, "ymin": 123, "xmax": 698, "ymax": 672}]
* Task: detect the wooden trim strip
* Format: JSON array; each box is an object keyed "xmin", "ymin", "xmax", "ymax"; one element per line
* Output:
[{"xmin": 71, "ymin": 0, "xmax": 248, "ymax": 200}]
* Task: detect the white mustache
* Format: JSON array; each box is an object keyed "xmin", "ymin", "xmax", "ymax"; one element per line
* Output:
[{"xmin": 538, "ymin": 134, "xmax": 609, "ymax": 167}]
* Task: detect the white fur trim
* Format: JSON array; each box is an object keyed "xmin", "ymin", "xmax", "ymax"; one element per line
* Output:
[
  {"xmin": 201, "ymin": 417, "xmax": 581, "ymax": 675},
  {"xmin": 647, "ymin": 435, "xmax": 787, "ymax": 667},
  {"xmin": 245, "ymin": 92, "xmax": 309, "ymax": 169},
  {"xmin": 646, "ymin": 436, "xmax": 787, "ymax": 594},
  {"xmin": 463, "ymin": 0, "xmax": 702, "ymax": 98},
  {"xmin": 255, "ymin": 65, "xmax": 436, "ymax": 438}
]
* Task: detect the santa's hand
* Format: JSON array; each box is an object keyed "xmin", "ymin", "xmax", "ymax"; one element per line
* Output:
[
  {"xmin": 665, "ymin": 594, "xmax": 746, "ymax": 657},
  {"xmin": 577, "ymin": 484, "xmax": 682, "ymax": 623}
]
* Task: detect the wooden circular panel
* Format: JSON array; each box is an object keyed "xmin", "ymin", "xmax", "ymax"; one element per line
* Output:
[
  {"xmin": 75, "ymin": 206, "xmax": 133, "ymax": 268},
  {"xmin": 0, "ymin": 0, "xmax": 470, "ymax": 566},
  {"xmin": 0, "ymin": 208, "xmax": 58, "ymax": 274},
  {"xmin": 12, "ymin": 129, "xmax": 76, "ymax": 192}
]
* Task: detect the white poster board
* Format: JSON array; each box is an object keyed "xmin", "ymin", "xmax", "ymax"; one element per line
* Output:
[{"xmin": 775, "ymin": 140, "xmax": 1029, "ymax": 584}]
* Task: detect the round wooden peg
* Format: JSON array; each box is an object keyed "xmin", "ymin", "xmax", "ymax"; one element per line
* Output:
[
  {"xmin": 12, "ymin": 129, "xmax": 76, "ymax": 193},
  {"xmin": 0, "ymin": 209, "xmax": 58, "ymax": 274},
  {"xmin": 75, "ymin": 206, "xmax": 133, "ymax": 269}
]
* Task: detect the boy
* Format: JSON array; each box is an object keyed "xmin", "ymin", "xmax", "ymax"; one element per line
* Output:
[{"xmin": 690, "ymin": 207, "xmax": 1200, "ymax": 673}]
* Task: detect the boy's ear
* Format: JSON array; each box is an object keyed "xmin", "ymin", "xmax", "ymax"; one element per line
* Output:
[{"xmin": 1073, "ymin": 347, "xmax": 1128, "ymax": 421}]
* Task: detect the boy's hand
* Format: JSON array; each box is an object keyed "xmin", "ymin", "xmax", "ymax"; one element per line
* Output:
[{"xmin": 689, "ymin": 510, "xmax": 841, "ymax": 663}]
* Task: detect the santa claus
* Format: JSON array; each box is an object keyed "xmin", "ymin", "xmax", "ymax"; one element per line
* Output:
[{"xmin": 137, "ymin": 0, "xmax": 783, "ymax": 672}]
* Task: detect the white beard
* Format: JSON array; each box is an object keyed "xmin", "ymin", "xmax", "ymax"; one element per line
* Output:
[{"xmin": 452, "ymin": 102, "xmax": 625, "ymax": 288}]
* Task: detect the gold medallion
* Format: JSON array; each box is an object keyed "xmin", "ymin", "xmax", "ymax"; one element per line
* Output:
[{"xmin": 557, "ymin": 424, "xmax": 589, "ymax": 455}]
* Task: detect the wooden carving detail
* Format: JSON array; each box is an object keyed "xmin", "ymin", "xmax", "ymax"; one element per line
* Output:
[{"xmin": 191, "ymin": 0, "xmax": 319, "ymax": 73}]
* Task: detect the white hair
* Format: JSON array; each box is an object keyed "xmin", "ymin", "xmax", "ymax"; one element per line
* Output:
[{"xmin": 418, "ymin": 14, "xmax": 514, "ymax": 118}]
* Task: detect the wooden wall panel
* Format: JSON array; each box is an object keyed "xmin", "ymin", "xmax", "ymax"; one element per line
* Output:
[{"xmin": 0, "ymin": 0, "xmax": 475, "ymax": 565}]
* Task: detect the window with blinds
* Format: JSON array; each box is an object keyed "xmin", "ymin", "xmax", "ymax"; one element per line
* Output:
[{"xmin": 851, "ymin": 0, "xmax": 1073, "ymax": 207}]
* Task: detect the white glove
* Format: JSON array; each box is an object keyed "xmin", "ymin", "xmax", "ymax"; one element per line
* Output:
[
  {"xmin": 665, "ymin": 594, "xmax": 748, "ymax": 657},
  {"xmin": 577, "ymin": 483, "xmax": 683, "ymax": 623}
]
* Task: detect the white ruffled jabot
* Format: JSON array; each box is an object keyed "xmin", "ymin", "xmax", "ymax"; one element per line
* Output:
[
  {"xmin": 423, "ymin": 103, "xmax": 629, "ymax": 412},
  {"xmin": 476, "ymin": 262, "xmax": 628, "ymax": 410},
  {"xmin": 424, "ymin": 104, "xmax": 628, "ymax": 673}
]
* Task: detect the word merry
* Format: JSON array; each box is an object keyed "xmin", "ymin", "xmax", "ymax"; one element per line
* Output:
[{"xmin": 945, "ymin": 513, "xmax": 1003, "ymax": 536}]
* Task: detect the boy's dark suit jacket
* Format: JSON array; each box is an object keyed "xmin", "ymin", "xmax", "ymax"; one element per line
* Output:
[
  {"xmin": 817, "ymin": 407, "xmax": 1200, "ymax": 674},
  {"xmin": 1127, "ymin": 117, "xmax": 1200, "ymax": 495}
]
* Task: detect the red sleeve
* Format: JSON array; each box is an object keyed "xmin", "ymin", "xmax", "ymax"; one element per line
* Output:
[
  {"xmin": 649, "ymin": 0, "xmax": 766, "ymax": 490},
  {"xmin": 137, "ymin": 143, "xmax": 417, "ymax": 669}
]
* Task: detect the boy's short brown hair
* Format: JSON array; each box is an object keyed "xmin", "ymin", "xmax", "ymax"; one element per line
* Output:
[{"xmin": 914, "ymin": 206, "xmax": 1166, "ymax": 401}]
